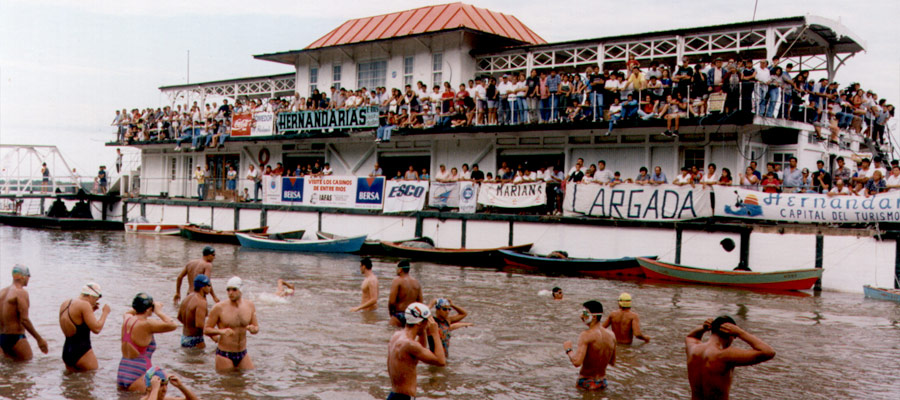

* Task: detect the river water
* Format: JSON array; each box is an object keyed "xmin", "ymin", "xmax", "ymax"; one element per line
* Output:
[{"xmin": 0, "ymin": 225, "xmax": 897, "ymax": 400}]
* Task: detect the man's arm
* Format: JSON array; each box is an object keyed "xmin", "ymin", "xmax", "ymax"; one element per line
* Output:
[
  {"xmin": 194, "ymin": 302, "xmax": 208, "ymax": 329},
  {"xmin": 204, "ymin": 304, "xmax": 230, "ymax": 338},
  {"xmin": 717, "ymin": 323, "xmax": 775, "ymax": 366},
  {"xmin": 247, "ymin": 303, "xmax": 259, "ymax": 335},
  {"xmin": 685, "ymin": 318, "xmax": 712, "ymax": 349},
  {"xmin": 174, "ymin": 267, "xmax": 187, "ymax": 303},
  {"xmin": 17, "ymin": 291, "xmax": 47, "ymax": 353},
  {"xmin": 351, "ymin": 280, "xmax": 378, "ymax": 312},
  {"xmin": 203, "ymin": 266, "xmax": 219, "ymax": 303},
  {"xmin": 411, "ymin": 317, "xmax": 446, "ymax": 366},
  {"xmin": 564, "ymin": 331, "xmax": 590, "ymax": 367},
  {"xmin": 601, "ymin": 315, "xmax": 611, "ymax": 329},
  {"xmin": 631, "ymin": 314, "xmax": 650, "ymax": 343}
]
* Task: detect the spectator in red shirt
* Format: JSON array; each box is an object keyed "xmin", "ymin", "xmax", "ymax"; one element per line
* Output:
[{"xmin": 761, "ymin": 172, "xmax": 781, "ymax": 193}]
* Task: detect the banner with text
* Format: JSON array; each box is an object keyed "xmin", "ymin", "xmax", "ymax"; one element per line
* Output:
[
  {"xmin": 262, "ymin": 175, "xmax": 384, "ymax": 209},
  {"xmin": 263, "ymin": 175, "xmax": 282, "ymax": 204},
  {"xmin": 276, "ymin": 106, "xmax": 379, "ymax": 133},
  {"xmin": 714, "ymin": 186, "xmax": 900, "ymax": 223},
  {"xmin": 478, "ymin": 182, "xmax": 546, "ymax": 208},
  {"xmin": 458, "ymin": 182, "xmax": 478, "ymax": 213},
  {"xmin": 383, "ymin": 180, "xmax": 429, "ymax": 213},
  {"xmin": 251, "ymin": 112, "xmax": 275, "ymax": 136},
  {"xmin": 564, "ymin": 183, "xmax": 711, "ymax": 221},
  {"xmin": 429, "ymin": 182, "xmax": 460, "ymax": 208}
]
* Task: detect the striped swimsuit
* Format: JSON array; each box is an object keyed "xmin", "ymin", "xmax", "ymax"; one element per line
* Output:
[{"xmin": 116, "ymin": 317, "xmax": 160, "ymax": 390}]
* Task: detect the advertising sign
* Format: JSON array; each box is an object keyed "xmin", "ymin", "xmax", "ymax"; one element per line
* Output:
[
  {"xmin": 477, "ymin": 182, "xmax": 546, "ymax": 208},
  {"xmin": 714, "ymin": 186, "xmax": 900, "ymax": 223},
  {"xmin": 231, "ymin": 112, "xmax": 253, "ymax": 136},
  {"xmin": 383, "ymin": 180, "xmax": 429, "ymax": 213},
  {"xmin": 429, "ymin": 182, "xmax": 460, "ymax": 208},
  {"xmin": 276, "ymin": 106, "xmax": 379, "ymax": 133}
]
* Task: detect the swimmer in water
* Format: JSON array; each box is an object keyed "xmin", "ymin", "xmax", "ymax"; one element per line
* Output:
[
  {"xmin": 117, "ymin": 293, "xmax": 178, "ymax": 392},
  {"xmin": 0, "ymin": 265, "xmax": 49, "ymax": 361},
  {"xmin": 174, "ymin": 246, "xmax": 219, "ymax": 304},
  {"xmin": 141, "ymin": 370, "xmax": 199, "ymax": 400},
  {"xmin": 275, "ymin": 279, "xmax": 295, "ymax": 297},
  {"xmin": 563, "ymin": 300, "xmax": 616, "ymax": 391},
  {"xmin": 177, "ymin": 275, "xmax": 213, "ymax": 349},
  {"xmin": 602, "ymin": 293, "xmax": 650, "ymax": 344},
  {"xmin": 59, "ymin": 282, "xmax": 111, "ymax": 371},
  {"xmin": 351, "ymin": 257, "xmax": 378, "ymax": 312},
  {"xmin": 387, "ymin": 303, "xmax": 446, "ymax": 399},
  {"xmin": 388, "ymin": 260, "xmax": 422, "ymax": 327},
  {"xmin": 427, "ymin": 298, "xmax": 473, "ymax": 358},
  {"xmin": 205, "ymin": 277, "xmax": 259, "ymax": 372},
  {"xmin": 552, "ymin": 287, "xmax": 564, "ymax": 300}
]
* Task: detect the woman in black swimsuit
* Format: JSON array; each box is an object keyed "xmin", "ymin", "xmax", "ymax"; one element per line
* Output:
[{"xmin": 58, "ymin": 282, "xmax": 110, "ymax": 372}]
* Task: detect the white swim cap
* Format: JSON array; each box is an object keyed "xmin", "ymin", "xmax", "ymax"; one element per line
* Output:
[
  {"xmin": 404, "ymin": 302, "xmax": 431, "ymax": 325},
  {"xmin": 81, "ymin": 282, "xmax": 102, "ymax": 298},
  {"xmin": 226, "ymin": 276, "xmax": 243, "ymax": 290}
]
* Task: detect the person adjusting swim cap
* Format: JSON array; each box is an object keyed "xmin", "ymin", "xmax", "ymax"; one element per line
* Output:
[
  {"xmin": 435, "ymin": 298, "xmax": 450, "ymax": 309},
  {"xmin": 404, "ymin": 302, "xmax": 431, "ymax": 325},
  {"xmin": 132, "ymin": 293, "xmax": 154, "ymax": 313},
  {"xmin": 618, "ymin": 293, "xmax": 632, "ymax": 308},
  {"xmin": 226, "ymin": 276, "xmax": 242, "ymax": 290},
  {"xmin": 193, "ymin": 274, "xmax": 211, "ymax": 291},
  {"xmin": 202, "ymin": 246, "xmax": 215, "ymax": 256},
  {"xmin": 81, "ymin": 282, "xmax": 102, "ymax": 298},
  {"xmin": 11, "ymin": 264, "xmax": 30, "ymax": 277}
]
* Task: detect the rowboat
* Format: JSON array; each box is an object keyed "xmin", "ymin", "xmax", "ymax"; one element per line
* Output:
[
  {"xmin": 636, "ymin": 257, "xmax": 822, "ymax": 291},
  {"xmin": 317, "ymin": 231, "xmax": 433, "ymax": 255},
  {"xmin": 498, "ymin": 250, "xmax": 655, "ymax": 277},
  {"xmin": 380, "ymin": 240, "xmax": 532, "ymax": 265},
  {"xmin": 863, "ymin": 285, "xmax": 900, "ymax": 303},
  {"xmin": 235, "ymin": 232, "xmax": 366, "ymax": 253},
  {"xmin": 180, "ymin": 225, "xmax": 268, "ymax": 245},
  {"xmin": 125, "ymin": 222, "xmax": 182, "ymax": 235}
]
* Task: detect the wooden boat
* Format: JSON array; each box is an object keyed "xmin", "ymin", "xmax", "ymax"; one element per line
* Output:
[
  {"xmin": 863, "ymin": 285, "xmax": 900, "ymax": 303},
  {"xmin": 125, "ymin": 222, "xmax": 182, "ymax": 235},
  {"xmin": 380, "ymin": 240, "xmax": 532, "ymax": 265},
  {"xmin": 0, "ymin": 214, "xmax": 123, "ymax": 230},
  {"xmin": 254, "ymin": 229, "xmax": 306, "ymax": 240},
  {"xmin": 498, "ymin": 250, "xmax": 655, "ymax": 277},
  {"xmin": 317, "ymin": 231, "xmax": 433, "ymax": 255},
  {"xmin": 180, "ymin": 225, "xmax": 268, "ymax": 245},
  {"xmin": 636, "ymin": 257, "xmax": 822, "ymax": 291},
  {"xmin": 235, "ymin": 232, "xmax": 366, "ymax": 253}
]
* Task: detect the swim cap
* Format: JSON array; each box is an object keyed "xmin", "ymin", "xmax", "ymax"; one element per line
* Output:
[
  {"xmin": 711, "ymin": 315, "xmax": 737, "ymax": 336},
  {"xmin": 435, "ymin": 298, "xmax": 450, "ymax": 309},
  {"xmin": 81, "ymin": 282, "xmax": 102, "ymax": 298},
  {"xmin": 202, "ymin": 246, "xmax": 216, "ymax": 256},
  {"xmin": 583, "ymin": 300, "xmax": 603, "ymax": 315},
  {"xmin": 132, "ymin": 293, "xmax": 154, "ymax": 313},
  {"xmin": 618, "ymin": 293, "xmax": 632, "ymax": 308},
  {"xmin": 226, "ymin": 276, "xmax": 242, "ymax": 290},
  {"xmin": 143, "ymin": 366, "xmax": 167, "ymax": 388},
  {"xmin": 404, "ymin": 302, "xmax": 431, "ymax": 325},
  {"xmin": 398, "ymin": 260, "xmax": 410, "ymax": 270},
  {"xmin": 11, "ymin": 264, "xmax": 30, "ymax": 277},
  {"xmin": 193, "ymin": 274, "xmax": 211, "ymax": 290}
]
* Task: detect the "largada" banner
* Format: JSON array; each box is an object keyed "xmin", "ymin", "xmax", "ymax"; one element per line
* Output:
[
  {"xmin": 564, "ymin": 183, "xmax": 711, "ymax": 221},
  {"xmin": 276, "ymin": 106, "xmax": 379, "ymax": 133},
  {"xmin": 714, "ymin": 186, "xmax": 900, "ymax": 223}
]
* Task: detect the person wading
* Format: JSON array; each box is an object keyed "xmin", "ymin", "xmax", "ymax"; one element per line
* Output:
[
  {"xmin": 205, "ymin": 276, "xmax": 259, "ymax": 372},
  {"xmin": 177, "ymin": 275, "xmax": 213, "ymax": 349},
  {"xmin": 386, "ymin": 303, "xmax": 446, "ymax": 399},
  {"xmin": 174, "ymin": 246, "xmax": 219, "ymax": 304},
  {"xmin": 388, "ymin": 260, "xmax": 422, "ymax": 326},
  {"xmin": 602, "ymin": 293, "xmax": 650, "ymax": 345},
  {"xmin": 58, "ymin": 282, "xmax": 110, "ymax": 371},
  {"xmin": 563, "ymin": 300, "xmax": 616, "ymax": 391},
  {"xmin": 351, "ymin": 257, "xmax": 378, "ymax": 312},
  {"xmin": 0, "ymin": 265, "xmax": 49, "ymax": 361}
]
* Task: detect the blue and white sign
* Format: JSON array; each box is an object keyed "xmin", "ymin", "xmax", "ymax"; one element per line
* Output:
[
  {"xmin": 356, "ymin": 177, "xmax": 385, "ymax": 208},
  {"xmin": 459, "ymin": 182, "xmax": 477, "ymax": 213},
  {"xmin": 429, "ymin": 182, "xmax": 460, "ymax": 208},
  {"xmin": 383, "ymin": 180, "xmax": 429, "ymax": 213},
  {"xmin": 715, "ymin": 186, "xmax": 900, "ymax": 223},
  {"xmin": 281, "ymin": 177, "xmax": 304, "ymax": 204}
]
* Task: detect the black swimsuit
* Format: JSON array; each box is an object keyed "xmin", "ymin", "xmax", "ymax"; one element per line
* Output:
[{"xmin": 61, "ymin": 300, "xmax": 92, "ymax": 368}]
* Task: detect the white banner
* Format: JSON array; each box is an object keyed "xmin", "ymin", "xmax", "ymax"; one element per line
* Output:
[
  {"xmin": 429, "ymin": 182, "xmax": 460, "ymax": 208},
  {"xmin": 714, "ymin": 186, "xmax": 900, "ymax": 223},
  {"xmin": 263, "ymin": 175, "xmax": 281, "ymax": 204},
  {"xmin": 383, "ymin": 180, "xmax": 429, "ymax": 213},
  {"xmin": 477, "ymin": 182, "xmax": 546, "ymax": 208},
  {"xmin": 459, "ymin": 181, "xmax": 478, "ymax": 213},
  {"xmin": 251, "ymin": 112, "xmax": 275, "ymax": 136},
  {"xmin": 262, "ymin": 175, "xmax": 384, "ymax": 209},
  {"xmin": 564, "ymin": 183, "xmax": 711, "ymax": 221}
]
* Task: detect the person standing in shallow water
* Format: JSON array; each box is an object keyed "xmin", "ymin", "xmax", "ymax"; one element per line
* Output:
[
  {"xmin": 59, "ymin": 282, "xmax": 110, "ymax": 371},
  {"xmin": 174, "ymin": 246, "xmax": 219, "ymax": 304},
  {"xmin": 563, "ymin": 300, "xmax": 616, "ymax": 391},
  {"xmin": 117, "ymin": 293, "xmax": 177, "ymax": 392},
  {"xmin": 685, "ymin": 316, "xmax": 775, "ymax": 400},
  {"xmin": 205, "ymin": 276, "xmax": 259, "ymax": 372},
  {"xmin": 602, "ymin": 293, "xmax": 650, "ymax": 344},
  {"xmin": 351, "ymin": 257, "xmax": 378, "ymax": 312},
  {"xmin": 0, "ymin": 265, "xmax": 49, "ymax": 361},
  {"xmin": 177, "ymin": 275, "xmax": 213, "ymax": 349},
  {"xmin": 387, "ymin": 303, "xmax": 446, "ymax": 400},
  {"xmin": 388, "ymin": 260, "xmax": 422, "ymax": 326}
]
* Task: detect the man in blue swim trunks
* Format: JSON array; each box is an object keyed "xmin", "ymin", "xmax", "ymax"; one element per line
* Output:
[
  {"xmin": 388, "ymin": 260, "xmax": 422, "ymax": 327},
  {"xmin": 177, "ymin": 275, "xmax": 213, "ymax": 349},
  {"xmin": 205, "ymin": 276, "xmax": 259, "ymax": 372},
  {"xmin": 0, "ymin": 265, "xmax": 49, "ymax": 361},
  {"xmin": 563, "ymin": 300, "xmax": 616, "ymax": 391}
]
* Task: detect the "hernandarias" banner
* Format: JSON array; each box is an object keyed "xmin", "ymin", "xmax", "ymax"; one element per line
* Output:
[{"xmin": 276, "ymin": 106, "xmax": 379, "ymax": 133}]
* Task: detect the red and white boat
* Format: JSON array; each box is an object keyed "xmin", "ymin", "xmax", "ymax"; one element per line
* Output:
[{"xmin": 125, "ymin": 222, "xmax": 182, "ymax": 235}]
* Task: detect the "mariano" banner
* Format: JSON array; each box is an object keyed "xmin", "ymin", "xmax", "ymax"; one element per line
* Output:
[
  {"xmin": 276, "ymin": 106, "xmax": 379, "ymax": 133},
  {"xmin": 383, "ymin": 180, "xmax": 429, "ymax": 213},
  {"xmin": 478, "ymin": 182, "xmax": 546, "ymax": 208},
  {"xmin": 564, "ymin": 183, "xmax": 711, "ymax": 221},
  {"xmin": 714, "ymin": 186, "xmax": 900, "ymax": 223}
]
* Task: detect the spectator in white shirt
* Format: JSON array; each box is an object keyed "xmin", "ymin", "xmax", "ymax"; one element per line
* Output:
[
  {"xmin": 435, "ymin": 164, "xmax": 451, "ymax": 182},
  {"xmin": 700, "ymin": 163, "xmax": 720, "ymax": 186},
  {"xmin": 886, "ymin": 166, "xmax": 900, "ymax": 191},
  {"xmin": 321, "ymin": 163, "xmax": 333, "ymax": 176},
  {"xmin": 461, "ymin": 164, "xmax": 472, "ymax": 180},
  {"xmin": 593, "ymin": 160, "xmax": 614, "ymax": 184},
  {"xmin": 673, "ymin": 167, "xmax": 694, "ymax": 186},
  {"xmin": 827, "ymin": 178, "xmax": 851, "ymax": 197}
]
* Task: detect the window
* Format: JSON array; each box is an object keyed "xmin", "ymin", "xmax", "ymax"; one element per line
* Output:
[
  {"xmin": 309, "ymin": 67, "xmax": 318, "ymax": 93},
  {"xmin": 332, "ymin": 65, "xmax": 342, "ymax": 89},
  {"xmin": 170, "ymin": 158, "xmax": 177, "ymax": 181},
  {"xmin": 683, "ymin": 148, "xmax": 705, "ymax": 169},
  {"xmin": 403, "ymin": 56, "xmax": 414, "ymax": 86},
  {"xmin": 772, "ymin": 152, "xmax": 794, "ymax": 172},
  {"xmin": 432, "ymin": 53, "xmax": 443, "ymax": 87},
  {"xmin": 357, "ymin": 60, "xmax": 387, "ymax": 90}
]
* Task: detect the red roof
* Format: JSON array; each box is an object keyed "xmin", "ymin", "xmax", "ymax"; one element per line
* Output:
[{"xmin": 305, "ymin": 2, "xmax": 546, "ymax": 49}]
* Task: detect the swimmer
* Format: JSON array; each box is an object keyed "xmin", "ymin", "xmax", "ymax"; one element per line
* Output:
[
  {"xmin": 0, "ymin": 265, "xmax": 48, "ymax": 361},
  {"xmin": 177, "ymin": 275, "xmax": 213, "ymax": 349},
  {"xmin": 387, "ymin": 303, "xmax": 446, "ymax": 399},
  {"xmin": 685, "ymin": 316, "xmax": 775, "ymax": 400},
  {"xmin": 141, "ymin": 370, "xmax": 199, "ymax": 400},
  {"xmin": 427, "ymin": 298, "xmax": 473, "ymax": 358},
  {"xmin": 563, "ymin": 300, "xmax": 616, "ymax": 391},
  {"xmin": 351, "ymin": 257, "xmax": 378, "ymax": 312},
  {"xmin": 275, "ymin": 279, "xmax": 295, "ymax": 297},
  {"xmin": 552, "ymin": 287, "xmax": 564, "ymax": 300},
  {"xmin": 174, "ymin": 246, "xmax": 219, "ymax": 304},
  {"xmin": 59, "ymin": 282, "xmax": 111, "ymax": 371},
  {"xmin": 117, "ymin": 293, "xmax": 178, "ymax": 392},
  {"xmin": 388, "ymin": 260, "xmax": 422, "ymax": 327},
  {"xmin": 602, "ymin": 293, "xmax": 650, "ymax": 344},
  {"xmin": 205, "ymin": 276, "xmax": 259, "ymax": 372}
]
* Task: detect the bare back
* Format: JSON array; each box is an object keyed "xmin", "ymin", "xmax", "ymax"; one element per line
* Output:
[
  {"xmin": 389, "ymin": 275, "xmax": 422, "ymax": 315},
  {"xmin": 387, "ymin": 331, "xmax": 419, "ymax": 396},
  {"xmin": 58, "ymin": 298, "xmax": 87, "ymax": 337},
  {"xmin": 360, "ymin": 275, "xmax": 378, "ymax": 311},
  {"xmin": 605, "ymin": 310, "xmax": 638, "ymax": 344},
  {"xmin": 686, "ymin": 341, "xmax": 734, "ymax": 400},
  {"xmin": 0, "ymin": 286, "xmax": 25, "ymax": 334},
  {"xmin": 177, "ymin": 293, "xmax": 207, "ymax": 337},
  {"xmin": 185, "ymin": 260, "xmax": 212, "ymax": 285},
  {"xmin": 578, "ymin": 327, "xmax": 616, "ymax": 379}
]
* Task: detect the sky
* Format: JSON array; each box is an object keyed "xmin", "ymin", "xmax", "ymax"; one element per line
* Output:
[{"xmin": 1, "ymin": 0, "xmax": 898, "ymax": 176}]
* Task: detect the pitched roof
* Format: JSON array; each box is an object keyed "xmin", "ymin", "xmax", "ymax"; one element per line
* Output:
[{"xmin": 305, "ymin": 2, "xmax": 545, "ymax": 49}]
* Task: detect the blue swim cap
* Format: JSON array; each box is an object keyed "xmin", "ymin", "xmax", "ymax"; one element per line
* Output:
[
  {"xmin": 193, "ymin": 274, "xmax": 211, "ymax": 290},
  {"xmin": 143, "ymin": 366, "xmax": 167, "ymax": 388},
  {"xmin": 435, "ymin": 298, "xmax": 450, "ymax": 309},
  {"xmin": 11, "ymin": 264, "xmax": 30, "ymax": 277}
]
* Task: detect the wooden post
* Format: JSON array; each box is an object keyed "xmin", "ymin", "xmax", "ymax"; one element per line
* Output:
[
  {"xmin": 40, "ymin": 198, "xmax": 45, "ymax": 215},
  {"xmin": 814, "ymin": 234, "xmax": 824, "ymax": 291},
  {"xmin": 260, "ymin": 207, "xmax": 267, "ymax": 228},
  {"xmin": 318, "ymin": 211, "xmax": 323, "ymax": 233},
  {"xmin": 508, "ymin": 221, "xmax": 514, "ymax": 246},
  {"xmin": 415, "ymin": 214, "xmax": 423, "ymax": 238},
  {"xmin": 122, "ymin": 200, "xmax": 128, "ymax": 223},
  {"xmin": 737, "ymin": 229, "xmax": 751, "ymax": 271},
  {"xmin": 461, "ymin": 219, "xmax": 467, "ymax": 248},
  {"xmin": 234, "ymin": 207, "xmax": 240, "ymax": 230},
  {"xmin": 186, "ymin": 205, "xmax": 190, "ymax": 225},
  {"xmin": 895, "ymin": 238, "xmax": 900, "ymax": 289},
  {"xmin": 140, "ymin": 203, "xmax": 146, "ymax": 218},
  {"xmin": 210, "ymin": 206, "xmax": 214, "ymax": 230},
  {"xmin": 675, "ymin": 228, "xmax": 683, "ymax": 264}
]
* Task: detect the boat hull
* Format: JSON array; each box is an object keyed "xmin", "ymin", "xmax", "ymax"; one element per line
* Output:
[
  {"xmin": 498, "ymin": 250, "xmax": 651, "ymax": 277},
  {"xmin": 0, "ymin": 214, "xmax": 123, "ymax": 230},
  {"xmin": 317, "ymin": 232, "xmax": 432, "ymax": 255},
  {"xmin": 236, "ymin": 233, "xmax": 366, "ymax": 253},
  {"xmin": 125, "ymin": 223, "xmax": 182, "ymax": 235},
  {"xmin": 636, "ymin": 257, "xmax": 822, "ymax": 291},
  {"xmin": 863, "ymin": 285, "xmax": 900, "ymax": 303},
  {"xmin": 381, "ymin": 241, "xmax": 532, "ymax": 265},
  {"xmin": 180, "ymin": 225, "xmax": 268, "ymax": 245}
]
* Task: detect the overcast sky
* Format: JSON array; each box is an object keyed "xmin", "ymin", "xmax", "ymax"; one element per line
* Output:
[{"xmin": 1, "ymin": 0, "xmax": 897, "ymax": 174}]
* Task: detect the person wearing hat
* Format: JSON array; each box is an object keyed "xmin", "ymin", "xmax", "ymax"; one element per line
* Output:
[
  {"xmin": 117, "ymin": 293, "xmax": 178, "ymax": 392},
  {"xmin": 426, "ymin": 298, "xmax": 473, "ymax": 358},
  {"xmin": 387, "ymin": 302, "xmax": 446, "ymax": 399},
  {"xmin": 563, "ymin": 300, "xmax": 616, "ymax": 391},
  {"xmin": 0, "ymin": 265, "xmax": 48, "ymax": 361},
  {"xmin": 177, "ymin": 275, "xmax": 212, "ymax": 349},
  {"xmin": 58, "ymin": 282, "xmax": 111, "ymax": 371},
  {"xmin": 602, "ymin": 293, "xmax": 650, "ymax": 345},
  {"xmin": 174, "ymin": 246, "xmax": 218, "ymax": 304},
  {"xmin": 388, "ymin": 260, "xmax": 423, "ymax": 327},
  {"xmin": 204, "ymin": 276, "xmax": 259, "ymax": 371},
  {"xmin": 141, "ymin": 370, "xmax": 199, "ymax": 400}
]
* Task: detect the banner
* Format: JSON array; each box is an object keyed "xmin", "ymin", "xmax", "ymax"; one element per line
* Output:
[
  {"xmin": 262, "ymin": 175, "xmax": 384, "ymax": 209},
  {"xmin": 714, "ymin": 186, "xmax": 900, "ymax": 223},
  {"xmin": 477, "ymin": 182, "xmax": 545, "ymax": 208},
  {"xmin": 251, "ymin": 112, "xmax": 275, "ymax": 136},
  {"xmin": 564, "ymin": 183, "xmax": 711, "ymax": 221},
  {"xmin": 354, "ymin": 176, "xmax": 385, "ymax": 210},
  {"xmin": 383, "ymin": 180, "xmax": 429, "ymax": 213},
  {"xmin": 280, "ymin": 176, "xmax": 304, "ymax": 204},
  {"xmin": 458, "ymin": 182, "xmax": 478, "ymax": 213},
  {"xmin": 263, "ymin": 175, "xmax": 281, "ymax": 204},
  {"xmin": 276, "ymin": 106, "xmax": 379, "ymax": 133},
  {"xmin": 429, "ymin": 182, "xmax": 460, "ymax": 208},
  {"xmin": 231, "ymin": 112, "xmax": 253, "ymax": 136}
]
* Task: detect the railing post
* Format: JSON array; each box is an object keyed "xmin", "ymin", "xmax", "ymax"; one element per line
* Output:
[
  {"xmin": 814, "ymin": 233, "xmax": 824, "ymax": 291},
  {"xmin": 508, "ymin": 220, "xmax": 514, "ymax": 246},
  {"xmin": 675, "ymin": 227, "xmax": 683, "ymax": 264},
  {"xmin": 461, "ymin": 218, "xmax": 467, "ymax": 248},
  {"xmin": 737, "ymin": 229, "xmax": 751, "ymax": 271},
  {"xmin": 260, "ymin": 207, "xmax": 267, "ymax": 228},
  {"xmin": 234, "ymin": 207, "xmax": 240, "ymax": 230}
]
